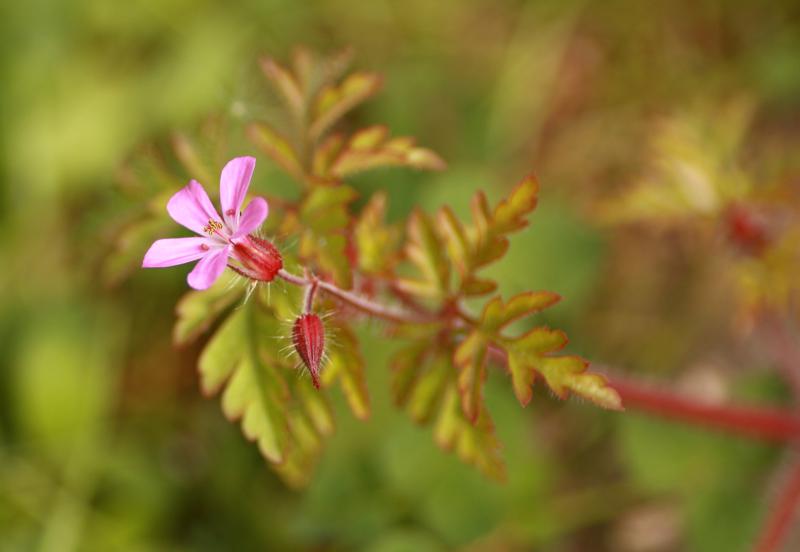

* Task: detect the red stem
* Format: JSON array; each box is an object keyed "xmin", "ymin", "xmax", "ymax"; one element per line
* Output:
[
  {"xmin": 278, "ymin": 269, "xmax": 434, "ymax": 325},
  {"xmin": 754, "ymin": 457, "xmax": 800, "ymax": 552},
  {"xmin": 609, "ymin": 376, "xmax": 800, "ymax": 442}
]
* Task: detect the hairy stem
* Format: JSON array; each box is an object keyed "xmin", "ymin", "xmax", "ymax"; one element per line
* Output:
[
  {"xmin": 303, "ymin": 278, "xmax": 319, "ymax": 313},
  {"xmin": 609, "ymin": 376, "xmax": 800, "ymax": 442},
  {"xmin": 278, "ymin": 269, "xmax": 433, "ymax": 324},
  {"xmin": 754, "ymin": 456, "xmax": 800, "ymax": 552}
]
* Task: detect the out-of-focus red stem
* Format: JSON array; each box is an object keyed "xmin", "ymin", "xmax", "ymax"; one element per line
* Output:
[
  {"xmin": 754, "ymin": 458, "xmax": 800, "ymax": 552},
  {"xmin": 609, "ymin": 376, "xmax": 800, "ymax": 442}
]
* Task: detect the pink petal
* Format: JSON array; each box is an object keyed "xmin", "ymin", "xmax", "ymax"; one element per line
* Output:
[
  {"xmin": 187, "ymin": 246, "xmax": 231, "ymax": 290},
  {"xmin": 167, "ymin": 180, "xmax": 223, "ymax": 236},
  {"xmin": 142, "ymin": 237, "xmax": 214, "ymax": 267},
  {"xmin": 220, "ymin": 156, "xmax": 256, "ymax": 230},
  {"xmin": 232, "ymin": 197, "xmax": 269, "ymax": 238}
]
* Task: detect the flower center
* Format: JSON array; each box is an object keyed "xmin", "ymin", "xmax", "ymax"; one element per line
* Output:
[{"xmin": 203, "ymin": 219, "xmax": 226, "ymax": 239}]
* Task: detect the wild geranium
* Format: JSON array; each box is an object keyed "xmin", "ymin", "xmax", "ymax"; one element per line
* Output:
[
  {"xmin": 142, "ymin": 156, "xmax": 281, "ymax": 289},
  {"xmin": 123, "ymin": 50, "xmax": 622, "ymax": 488}
]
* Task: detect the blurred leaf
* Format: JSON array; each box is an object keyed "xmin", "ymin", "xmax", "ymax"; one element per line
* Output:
[
  {"xmin": 323, "ymin": 322, "xmax": 370, "ymax": 420},
  {"xmin": 434, "ymin": 387, "xmax": 505, "ymax": 482},
  {"xmin": 392, "ymin": 344, "xmax": 452, "ymax": 424},
  {"xmin": 260, "ymin": 56, "xmax": 304, "ymax": 118},
  {"xmin": 396, "ymin": 210, "xmax": 450, "ymax": 300},
  {"xmin": 298, "ymin": 185, "xmax": 358, "ymax": 288},
  {"xmin": 173, "ymin": 271, "xmax": 245, "ymax": 345},
  {"xmin": 309, "ymin": 72, "xmax": 383, "ymax": 142},
  {"xmin": 247, "ymin": 122, "xmax": 306, "ymax": 183},
  {"xmin": 354, "ymin": 191, "xmax": 400, "ymax": 275},
  {"xmin": 102, "ymin": 216, "xmax": 172, "ymax": 286},
  {"xmin": 602, "ymin": 100, "xmax": 755, "ymax": 223},
  {"xmin": 327, "ymin": 125, "xmax": 446, "ymax": 177}
]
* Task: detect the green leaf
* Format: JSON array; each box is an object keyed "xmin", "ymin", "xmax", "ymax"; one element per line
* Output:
[
  {"xmin": 323, "ymin": 323, "xmax": 370, "ymax": 420},
  {"xmin": 199, "ymin": 305, "xmax": 291, "ymax": 464},
  {"xmin": 461, "ymin": 275, "xmax": 497, "ymax": 297},
  {"xmin": 454, "ymin": 331, "xmax": 489, "ymax": 423},
  {"xmin": 392, "ymin": 343, "xmax": 453, "ymax": 424},
  {"xmin": 354, "ymin": 192, "xmax": 400, "ymax": 275},
  {"xmin": 309, "ymin": 72, "xmax": 383, "ymax": 142},
  {"xmin": 312, "ymin": 133, "xmax": 346, "ymax": 177},
  {"xmin": 492, "ymin": 174, "xmax": 539, "ymax": 234},
  {"xmin": 173, "ymin": 272, "xmax": 244, "ymax": 345},
  {"xmin": 434, "ymin": 387, "xmax": 506, "ymax": 482},
  {"xmin": 480, "ymin": 291, "xmax": 560, "ymax": 332},
  {"xmin": 327, "ymin": 125, "xmax": 446, "ymax": 177},
  {"xmin": 506, "ymin": 327, "xmax": 622, "ymax": 410},
  {"xmin": 437, "ymin": 206, "xmax": 469, "ymax": 275},
  {"xmin": 260, "ymin": 56, "xmax": 304, "ymax": 118},
  {"xmin": 300, "ymin": 185, "xmax": 358, "ymax": 233},
  {"xmin": 467, "ymin": 175, "xmax": 540, "ymax": 270},
  {"xmin": 298, "ymin": 185, "xmax": 358, "ymax": 288},
  {"xmin": 396, "ymin": 210, "xmax": 450, "ymax": 300},
  {"xmin": 247, "ymin": 122, "xmax": 306, "ymax": 183}
]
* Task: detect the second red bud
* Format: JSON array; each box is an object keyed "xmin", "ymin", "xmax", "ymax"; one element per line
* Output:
[{"xmin": 292, "ymin": 313, "xmax": 325, "ymax": 389}]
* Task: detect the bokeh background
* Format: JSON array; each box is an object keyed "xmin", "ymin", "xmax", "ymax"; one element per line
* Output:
[{"xmin": 2, "ymin": 0, "xmax": 800, "ymax": 550}]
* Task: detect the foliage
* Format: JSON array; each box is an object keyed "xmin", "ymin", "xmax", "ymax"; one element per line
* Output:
[
  {"xmin": 601, "ymin": 99, "xmax": 800, "ymax": 323},
  {"xmin": 105, "ymin": 49, "xmax": 618, "ymax": 485}
]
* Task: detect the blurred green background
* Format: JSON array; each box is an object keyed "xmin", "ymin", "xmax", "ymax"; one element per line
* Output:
[{"xmin": 2, "ymin": 0, "xmax": 799, "ymax": 550}]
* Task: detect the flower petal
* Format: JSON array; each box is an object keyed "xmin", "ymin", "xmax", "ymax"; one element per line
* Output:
[
  {"xmin": 187, "ymin": 246, "xmax": 231, "ymax": 290},
  {"xmin": 167, "ymin": 180, "xmax": 223, "ymax": 236},
  {"xmin": 220, "ymin": 156, "xmax": 256, "ymax": 230},
  {"xmin": 142, "ymin": 237, "xmax": 214, "ymax": 268},
  {"xmin": 232, "ymin": 197, "xmax": 269, "ymax": 238}
]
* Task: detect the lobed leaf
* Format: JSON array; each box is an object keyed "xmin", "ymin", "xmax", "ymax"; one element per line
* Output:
[
  {"xmin": 354, "ymin": 192, "xmax": 400, "ymax": 275},
  {"xmin": 438, "ymin": 206, "xmax": 470, "ymax": 275},
  {"xmin": 199, "ymin": 305, "xmax": 290, "ymax": 463},
  {"xmin": 322, "ymin": 323, "xmax": 370, "ymax": 420},
  {"xmin": 260, "ymin": 56, "xmax": 304, "ymax": 118},
  {"xmin": 312, "ymin": 133, "xmax": 346, "ymax": 177},
  {"xmin": 173, "ymin": 272, "xmax": 245, "ymax": 345},
  {"xmin": 396, "ymin": 210, "xmax": 450, "ymax": 299},
  {"xmin": 246, "ymin": 122, "xmax": 306, "ymax": 183},
  {"xmin": 492, "ymin": 174, "xmax": 540, "ymax": 234},
  {"xmin": 506, "ymin": 328, "xmax": 622, "ymax": 410},
  {"xmin": 454, "ymin": 331, "xmax": 489, "ymax": 423},
  {"xmin": 298, "ymin": 185, "xmax": 358, "ymax": 288},
  {"xmin": 309, "ymin": 72, "xmax": 383, "ymax": 142},
  {"xmin": 327, "ymin": 125, "xmax": 446, "ymax": 177},
  {"xmin": 434, "ymin": 387, "xmax": 506, "ymax": 482},
  {"xmin": 468, "ymin": 175, "xmax": 540, "ymax": 270},
  {"xmin": 391, "ymin": 343, "xmax": 452, "ymax": 424},
  {"xmin": 481, "ymin": 291, "xmax": 560, "ymax": 332}
]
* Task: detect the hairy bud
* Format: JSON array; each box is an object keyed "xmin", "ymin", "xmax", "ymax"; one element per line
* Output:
[
  {"xmin": 231, "ymin": 235, "xmax": 283, "ymax": 282},
  {"xmin": 292, "ymin": 313, "xmax": 325, "ymax": 389}
]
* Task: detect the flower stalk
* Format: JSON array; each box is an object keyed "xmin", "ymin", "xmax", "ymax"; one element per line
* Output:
[{"xmin": 277, "ymin": 269, "xmax": 433, "ymax": 325}]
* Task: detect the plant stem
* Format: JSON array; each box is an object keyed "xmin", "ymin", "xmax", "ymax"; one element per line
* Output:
[
  {"xmin": 303, "ymin": 278, "xmax": 318, "ymax": 313},
  {"xmin": 277, "ymin": 269, "xmax": 433, "ymax": 324},
  {"xmin": 754, "ymin": 456, "xmax": 800, "ymax": 552},
  {"xmin": 609, "ymin": 376, "xmax": 800, "ymax": 442},
  {"xmin": 282, "ymin": 270, "xmax": 800, "ymax": 443}
]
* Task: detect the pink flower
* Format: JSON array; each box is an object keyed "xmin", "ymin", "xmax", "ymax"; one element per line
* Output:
[{"xmin": 142, "ymin": 156, "xmax": 281, "ymax": 290}]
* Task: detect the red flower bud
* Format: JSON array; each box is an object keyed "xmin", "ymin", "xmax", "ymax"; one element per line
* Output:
[
  {"xmin": 231, "ymin": 235, "xmax": 283, "ymax": 282},
  {"xmin": 292, "ymin": 313, "xmax": 325, "ymax": 389}
]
